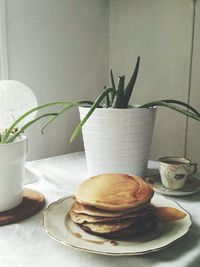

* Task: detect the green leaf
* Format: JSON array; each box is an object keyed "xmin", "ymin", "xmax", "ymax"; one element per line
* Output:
[
  {"xmin": 1, "ymin": 101, "xmax": 71, "ymax": 143},
  {"xmin": 105, "ymin": 92, "xmax": 110, "ymax": 107},
  {"xmin": 110, "ymin": 68, "xmax": 116, "ymax": 102},
  {"xmin": 137, "ymin": 101, "xmax": 200, "ymax": 121},
  {"xmin": 41, "ymin": 100, "xmax": 94, "ymax": 134},
  {"xmin": 160, "ymin": 99, "xmax": 200, "ymax": 116},
  {"xmin": 7, "ymin": 113, "xmax": 58, "ymax": 143},
  {"xmin": 112, "ymin": 76, "xmax": 125, "ymax": 108},
  {"xmin": 70, "ymin": 87, "xmax": 115, "ymax": 142},
  {"xmin": 124, "ymin": 56, "xmax": 140, "ymax": 107}
]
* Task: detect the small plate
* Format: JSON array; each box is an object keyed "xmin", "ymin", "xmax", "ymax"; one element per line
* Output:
[
  {"xmin": 145, "ymin": 175, "xmax": 200, "ymax": 196},
  {"xmin": 42, "ymin": 195, "xmax": 191, "ymax": 256}
]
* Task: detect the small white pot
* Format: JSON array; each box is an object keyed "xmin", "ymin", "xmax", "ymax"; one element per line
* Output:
[
  {"xmin": 79, "ymin": 107, "xmax": 156, "ymax": 177},
  {"xmin": 0, "ymin": 135, "xmax": 27, "ymax": 212}
]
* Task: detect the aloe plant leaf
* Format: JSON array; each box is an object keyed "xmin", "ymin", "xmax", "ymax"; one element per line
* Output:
[
  {"xmin": 110, "ymin": 68, "xmax": 116, "ymax": 90},
  {"xmin": 160, "ymin": 99, "xmax": 200, "ymax": 116},
  {"xmin": 2, "ymin": 101, "xmax": 71, "ymax": 143},
  {"xmin": 41, "ymin": 100, "xmax": 94, "ymax": 134},
  {"xmin": 137, "ymin": 101, "xmax": 200, "ymax": 121},
  {"xmin": 105, "ymin": 92, "xmax": 110, "ymax": 107},
  {"xmin": 112, "ymin": 76, "xmax": 125, "ymax": 108},
  {"xmin": 6, "ymin": 113, "xmax": 58, "ymax": 143},
  {"xmin": 124, "ymin": 56, "xmax": 140, "ymax": 107},
  {"xmin": 70, "ymin": 87, "xmax": 115, "ymax": 142},
  {"xmin": 103, "ymin": 86, "xmax": 110, "ymax": 108},
  {"xmin": 110, "ymin": 68, "xmax": 116, "ymax": 102}
]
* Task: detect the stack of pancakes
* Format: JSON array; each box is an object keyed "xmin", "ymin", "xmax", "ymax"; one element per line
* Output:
[{"xmin": 70, "ymin": 173, "xmax": 157, "ymax": 238}]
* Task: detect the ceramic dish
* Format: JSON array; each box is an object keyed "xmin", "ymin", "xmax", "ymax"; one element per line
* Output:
[
  {"xmin": 42, "ymin": 194, "xmax": 192, "ymax": 256},
  {"xmin": 145, "ymin": 175, "xmax": 200, "ymax": 196}
]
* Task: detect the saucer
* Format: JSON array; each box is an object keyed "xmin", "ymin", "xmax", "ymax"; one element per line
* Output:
[{"xmin": 145, "ymin": 174, "xmax": 200, "ymax": 196}]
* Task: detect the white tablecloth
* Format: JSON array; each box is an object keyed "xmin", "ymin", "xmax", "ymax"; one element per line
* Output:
[{"xmin": 0, "ymin": 152, "xmax": 200, "ymax": 267}]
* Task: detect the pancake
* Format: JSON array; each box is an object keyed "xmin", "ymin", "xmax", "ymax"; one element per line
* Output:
[
  {"xmin": 80, "ymin": 215, "xmax": 157, "ymax": 238},
  {"xmin": 70, "ymin": 173, "xmax": 156, "ymax": 239},
  {"xmin": 81, "ymin": 218, "xmax": 136, "ymax": 234},
  {"xmin": 104, "ymin": 218, "xmax": 157, "ymax": 239},
  {"xmin": 72, "ymin": 201, "xmax": 149, "ymax": 218},
  {"xmin": 70, "ymin": 203, "xmax": 156, "ymax": 224},
  {"xmin": 75, "ymin": 173, "xmax": 154, "ymax": 211}
]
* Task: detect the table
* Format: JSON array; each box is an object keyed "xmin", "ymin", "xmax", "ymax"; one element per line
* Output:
[{"xmin": 1, "ymin": 152, "xmax": 200, "ymax": 267}]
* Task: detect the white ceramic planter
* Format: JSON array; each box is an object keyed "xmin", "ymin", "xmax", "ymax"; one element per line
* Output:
[
  {"xmin": 0, "ymin": 135, "xmax": 27, "ymax": 212},
  {"xmin": 79, "ymin": 107, "xmax": 156, "ymax": 177}
]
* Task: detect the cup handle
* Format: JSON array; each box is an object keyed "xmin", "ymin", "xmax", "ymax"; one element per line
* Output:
[{"xmin": 189, "ymin": 163, "xmax": 197, "ymax": 175}]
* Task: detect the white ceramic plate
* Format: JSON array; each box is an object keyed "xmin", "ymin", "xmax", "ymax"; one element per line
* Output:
[
  {"xmin": 42, "ymin": 195, "xmax": 192, "ymax": 256},
  {"xmin": 145, "ymin": 175, "xmax": 200, "ymax": 196}
]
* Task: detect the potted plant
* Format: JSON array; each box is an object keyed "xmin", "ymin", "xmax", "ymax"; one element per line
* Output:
[
  {"xmin": 1, "ymin": 57, "xmax": 200, "ymax": 206},
  {"xmin": 0, "ymin": 105, "xmax": 63, "ymax": 212},
  {"xmin": 0, "ymin": 133, "xmax": 27, "ymax": 212}
]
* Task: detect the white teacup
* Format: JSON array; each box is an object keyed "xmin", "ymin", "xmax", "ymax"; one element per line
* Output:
[{"xmin": 159, "ymin": 157, "xmax": 197, "ymax": 190}]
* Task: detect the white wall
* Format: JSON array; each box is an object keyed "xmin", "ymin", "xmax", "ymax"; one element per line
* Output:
[
  {"xmin": 187, "ymin": 0, "xmax": 200, "ymax": 166},
  {"xmin": 5, "ymin": 0, "xmax": 109, "ymax": 160},
  {"xmin": 0, "ymin": 0, "xmax": 8, "ymax": 80},
  {"xmin": 2, "ymin": 0, "xmax": 200, "ymax": 164},
  {"xmin": 109, "ymin": 0, "xmax": 196, "ymax": 162}
]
